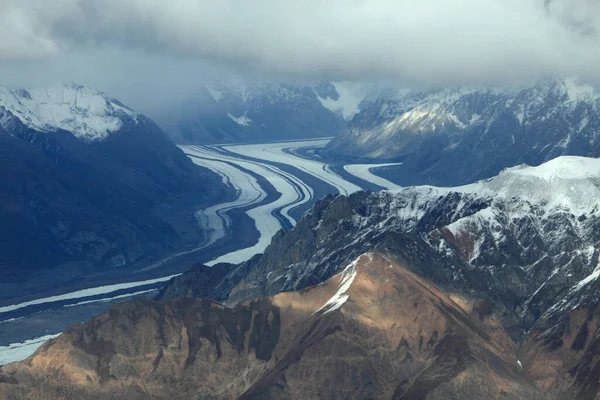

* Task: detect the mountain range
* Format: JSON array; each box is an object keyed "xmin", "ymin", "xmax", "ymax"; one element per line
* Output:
[
  {"xmin": 159, "ymin": 77, "xmax": 600, "ymax": 188},
  {"xmin": 0, "ymin": 84, "xmax": 229, "ymax": 301},
  {"xmin": 4, "ymin": 76, "xmax": 600, "ymax": 399},
  {"xmin": 5, "ymin": 156, "xmax": 600, "ymax": 398},
  {"xmin": 325, "ymin": 77, "xmax": 600, "ymax": 185}
]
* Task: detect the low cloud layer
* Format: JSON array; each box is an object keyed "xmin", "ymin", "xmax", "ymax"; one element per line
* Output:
[{"xmin": 2, "ymin": 0, "xmax": 600, "ymax": 85}]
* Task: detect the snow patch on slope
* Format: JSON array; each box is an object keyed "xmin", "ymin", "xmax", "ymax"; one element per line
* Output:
[
  {"xmin": 0, "ymin": 84, "xmax": 137, "ymax": 141},
  {"xmin": 315, "ymin": 255, "xmax": 361, "ymax": 315},
  {"xmin": 456, "ymin": 156, "xmax": 600, "ymax": 216},
  {"xmin": 228, "ymin": 112, "xmax": 252, "ymax": 126},
  {"xmin": 562, "ymin": 77, "xmax": 598, "ymax": 103},
  {"xmin": 573, "ymin": 259, "xmax": 600, "ymax": 291},
  {"xmin": 316, "ymin": 82, "xmax": 368, "ymax": 120}
]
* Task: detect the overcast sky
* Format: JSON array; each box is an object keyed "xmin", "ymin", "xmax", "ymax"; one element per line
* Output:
[{"xmin": 1, "ymin": 0, "xmax": 599, "ymax": 113}]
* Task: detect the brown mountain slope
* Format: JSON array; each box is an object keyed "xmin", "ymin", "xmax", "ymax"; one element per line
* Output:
[
  {"xmin": 0, "ymin": 252, "xmax": 539, "ymax": 399},
  {"xmin": 520, "ymin": 306, "xmax": 600, "ymax": 400}
]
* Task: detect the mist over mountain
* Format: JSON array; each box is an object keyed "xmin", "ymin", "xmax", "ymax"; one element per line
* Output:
[
  {"xmin": 156, "ymin": 76, "xmax": 600, "ymax": 189},
  {"xmin": 326, "ymin": 76, "xmax": 600, "ymax": 185},
  {"xmin": 158, "ymin": 80, "xmax": 347, "ymax": 144}
]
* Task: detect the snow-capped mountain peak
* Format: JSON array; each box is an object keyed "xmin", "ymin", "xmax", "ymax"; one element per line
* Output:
[
  {"xmin": 0, "ymin": 83, "xmax": 138, "ymax": 141},
  {"xmin": 456, "ymin": 156, "xmax": 600, "ymax": 216}
]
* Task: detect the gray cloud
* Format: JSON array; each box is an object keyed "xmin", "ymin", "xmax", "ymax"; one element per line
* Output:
[{"xmin": 0, "ymin": 0, "xmax": 599, "ymax": 110}]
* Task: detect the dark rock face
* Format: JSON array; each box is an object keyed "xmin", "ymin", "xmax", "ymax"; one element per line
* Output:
[
  {"xmin": 156, "ymin": 262, "xmax": 237, "ymax": 302},
  {"xmin": 325, "ymin": 77, "xmax": 600, "ymax": 186},
  {"xmin": 0, "ymin": 93, "xmax": 229, "ymax": 298},
  {"xmin": 313, "ymin": 81, "xmax": 340, "ymax": 101}
]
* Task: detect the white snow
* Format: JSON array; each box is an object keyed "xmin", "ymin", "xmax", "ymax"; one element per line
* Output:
[
  {"xmin": 508, "ymin": 157, "xmax": 600, "ymax": 181},
  {"xmin": 226, "ymin": 139, "xmax": 362, "ymax": 196},
  {"xmin": 0, "ymin": 317, "xmax": 23, "ymax": 325},
  {"xmin": 515, "ymin": 104, "xmax": 525, "ymax": 125},
  {"xmin": 578, "ymin": 116, "xmax": 589, "ymax": 133},
  {"xmin": 0, "ymin": 334, "xmax": 60, "ymax": 366},
  {"xmin": 562, "ymin": 77, "xmax": 598, "ymax": 103},
  {"xmin": 469, "ymin": 113, "xmax": 481, "ymax": 124},
  {"xmin": 573, "ymin": 260, "xmax": 600, "ymax": 291},
  {"xmin": 456, "ymin": 156, "xmax": 600, "ymax": 216},
  {"xmin": 527, "ymin": 267, "xmax": 561, "ymax": 305},
  {"xmin": 0, "ymin": 274, "xmax": 180, "ymax": 316},
  {"xmin": 63, "ymin": 289, "xmax": 158, "ymax": 308},
  {"xmin": 343, "ymin": 163, "xmax": 402, "ymax": 190},
  {"xmin": 182, "ymin": 144, "xmax": 311, "ymax": 265},
  {"xmin": 0, "ymin": 84, "xmax": 137, "ymax": 141},
  {"xmin": 315, "ymin": 256, "xmax": 361, "ymax": 314},
  {"xmin": 356, "ymin": 88, "xmax": 486, "ymax": 145},
  {"xmin": 315, "ymin": 81, "xmax": 368, "ymax": 120},
  {"xmin": 183, "ymin": 147, "xmax": 269, "ymax": 253},
  {"xmin": 228, "ymin": 112, "xmax": 252, "ymax": 126}
]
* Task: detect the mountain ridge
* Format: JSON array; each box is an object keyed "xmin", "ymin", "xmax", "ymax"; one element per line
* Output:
[
  {"xmin": 0, "ymin": 252, "xmax": 542, "ymax": 399},
  {"xmin": 0, "ymin": 84, "xmax": 230, "ymax": 300},
  {"xmin": 0, "ymin": 83, "xmax": 139, "ymax": 141},
  {"xmin": 325, "ymin": 77, "xmax": 600, "ymax": 185}
]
